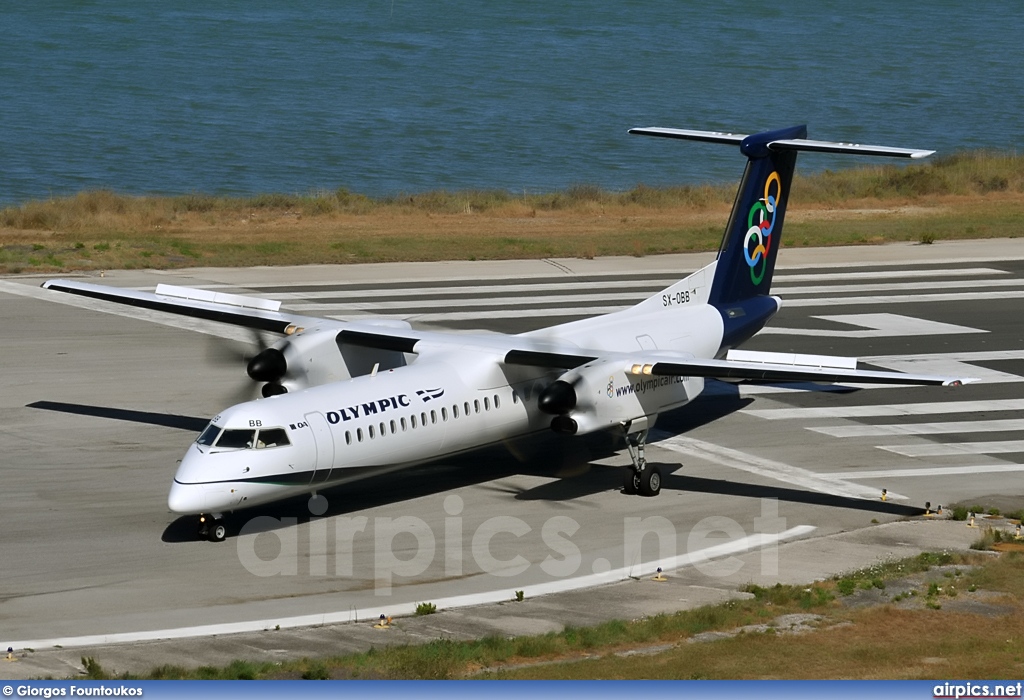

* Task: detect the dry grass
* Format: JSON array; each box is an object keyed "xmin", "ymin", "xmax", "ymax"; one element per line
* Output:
[
  {"xmin": 69, "ymin": 551, "xmax": 1024, "ymax": 681},
  {"xmin": 1, "ymin": 150, "xmax": 1022, "ymax": 274}
]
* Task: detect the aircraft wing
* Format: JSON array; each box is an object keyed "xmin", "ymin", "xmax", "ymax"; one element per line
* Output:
[
  {"xmin": 41, "ymin": 279, "xmax": 335, "ymax": 334},
  {"xmin": 628, "ymin": 349, "xmax": 970, "ymax": 387},
  {"xmin": 499, "ymin": 344, "xmax": 970, "ymax": 387}
]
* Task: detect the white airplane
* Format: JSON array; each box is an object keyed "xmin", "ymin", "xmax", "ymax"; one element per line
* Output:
[{"xmin": 43, "ymin": 125, "xmax": 966, "ymax": 541}]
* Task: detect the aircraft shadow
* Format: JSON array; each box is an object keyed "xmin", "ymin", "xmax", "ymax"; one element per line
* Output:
[{"xmin": 27, "ymin": 400, "xmax": 208, "ymax": 432}]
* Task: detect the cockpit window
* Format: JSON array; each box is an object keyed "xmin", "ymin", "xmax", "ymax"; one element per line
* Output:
[
  {"xmin": 255, "ymin": 428, "xmax": 290, "ymax": 448},
  {"xmin": 216, "ymin": 429, "xmax": 256, "ymax": 449},
  {"xmin": 196, "ymin": 424, "xmax": 221, "ymax": 446}
]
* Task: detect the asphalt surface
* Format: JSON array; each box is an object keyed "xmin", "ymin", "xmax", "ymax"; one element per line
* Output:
[{"xmin": 1, "ymin": 238, "xmax": 1023, "ymax": 678}]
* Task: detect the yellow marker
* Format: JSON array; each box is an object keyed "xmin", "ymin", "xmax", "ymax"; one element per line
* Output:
[
  {"xmin": 968, "ymin": 514, "xmax": 977, "ymax": 528},
  {"xmin": 1015, "ymin": 524, "xmax": 1022, "ymax": 541},
  {"xmin": 5, "ymin": 647, "xmax": 14, "ymax": 662},
  {"xmin": 881, "ymin": 489, "xmax": 887, "ymax": 502},
  {"xmin": 924, "ymin": 501, "xmax": 934, "ymax": 518},
  {"xmin": 373, "ymin": 614, "xmax": 392, "ymax": 630},
  {"xmin": 652, "ymin": 567, "xmax": 667, "ymax": 582}
]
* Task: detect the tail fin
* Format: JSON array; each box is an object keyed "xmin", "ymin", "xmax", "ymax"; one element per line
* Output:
[{"xmin": 629, "ymin": 125, "xmax": 933, "ymax": 348}]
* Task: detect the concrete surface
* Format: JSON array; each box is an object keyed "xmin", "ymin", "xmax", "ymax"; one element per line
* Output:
[{"xmin": 1, "ymin": 238, "xmax": 1023, "ymax": 677}]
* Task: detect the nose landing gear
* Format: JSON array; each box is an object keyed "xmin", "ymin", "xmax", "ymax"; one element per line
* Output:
[{"xmin": 197, "ymin": 513, "xmax": 227, "ymax": 542}]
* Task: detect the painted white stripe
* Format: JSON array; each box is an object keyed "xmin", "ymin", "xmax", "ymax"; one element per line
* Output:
[
  {"xmin": 761, "ymin": 313, "xmax": 985, "ymax": 338},
  {"xmin": 328, "ymin": 306, "xmax": 634, "ymax": 322},
  {"xmin": 158, "ymin": 267, "xmax": 1007, "ymax": 294},
  {"xmin": 320, "ymin": 290, "xmax": 1024, "ymax": 322},
  {"xmin": 844, "ymin": 464, "xmax": 1024, "ymax": 480},
  {"xmin": 773, "ymin": 276, "xmax": 1024, "ymax": 296},
  {"xmin": 865, "ymin": 350, "xmax": 1024, "ymax": 363},
  {"xmin": 651, "ymin": 432, "xmax": 906, "ymax": 500},
  {"xmin": 774, "ymin": 267, "xmax": 1005, "ymax": 282},
  {"xmin": 785, "ymin": 290, "xmax": 1024, "ymax": 308},
  {"xmin": 268, "ymin": 279, "xmax": 680, "ymax": 301},
  {"xmin": 879, "ymin": 440, "xmax": 1024, "ymax": 457},
  {"xmin": 745, "ymin": 399, "xmax": 1024, "ymax": 420},
  {"xmin": 5, "ymin": 525, "xmax": 814, "ymax": 650},
  {"xmin": 289, "ymin": 291, "xmax": 649, "ymax": 312},
  {"xmin": 809, "ymin": 419, "xmax": 1024, "ymax": 438},
  {"xmin": 862, "ymin": 358, "xmax": 1022, "ymax": 385}
]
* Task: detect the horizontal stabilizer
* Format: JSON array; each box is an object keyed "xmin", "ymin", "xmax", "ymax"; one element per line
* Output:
[{"xmin": 629, "ymin": 127, "xmax": 933, "ymax": 158}]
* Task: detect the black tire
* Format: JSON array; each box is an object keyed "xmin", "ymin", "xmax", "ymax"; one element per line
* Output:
[
  {"xmin": 623, "ymin": 469, "xmax": 641, "ymax": 495},
  {"xmin": 210, "ymin": 522, "xmax": 227, "ymax": 542},
  {"xmin": 639, "ymin": 466, "xmax": 662, "ymax": 497}
]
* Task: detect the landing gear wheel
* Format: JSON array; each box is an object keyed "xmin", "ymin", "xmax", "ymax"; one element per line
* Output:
[
  {"xmin": 623, "ymin": 468, "xmax": 641, "ymax": 494},
  {"xmin": 639, "ymin": 465, "xmax": 662, "ymax": 497},
  {"xmin": 209, "ymin": 521, "xmax": 227, "ymax": 542}
]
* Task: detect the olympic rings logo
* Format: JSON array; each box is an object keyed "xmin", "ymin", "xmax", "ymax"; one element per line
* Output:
[{"xmin": 743, "ymin": 171, "xmax": 781, "ymax": 285}]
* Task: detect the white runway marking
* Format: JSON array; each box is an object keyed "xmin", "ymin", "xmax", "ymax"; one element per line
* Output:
[
  {"xmin": 785, "ymin": 290, "xmax": 1024, "ymax": 309},
  {"xmin": 843, "ymin": 464, "xmax": 1024, "ymax": 480},
  {"xmin": 879, "ymin": 440, "xmax": 1024, "ymax": 457},
  {"xmin": 772, "ymin": 276, "xmax": 1024, "ymax": 296},
  {"xmin": 150, "ymin": 266, "xmax": 1008, "ymax": 293},
  {"xmin": 864, "ymin": 350, "xmax": 1024, "ymax": 385},
  {"xmin": 5, "ymin": 525, "xmax": 814, "ymax": 650},
  {"xmin": 761, "ymin": 313, "xmax": 986, "ymax": 338},
  {"xmin": 746, "ymin": 399, "xmax": 1024, "ymax": 420},
  {"xmin": 809, "ymin": 419, "xmax": 1024, "ymax": 438},
  {"xmin": 651, "ymin": 432, "xmax": 906, "ymax": 500}
]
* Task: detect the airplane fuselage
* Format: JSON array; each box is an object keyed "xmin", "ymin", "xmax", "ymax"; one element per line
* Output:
[{"xmin": 168, "ymin": 290, "xmax": 724, "ymax": 515}]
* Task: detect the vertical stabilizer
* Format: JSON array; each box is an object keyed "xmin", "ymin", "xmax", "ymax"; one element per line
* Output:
[{"xmin": 629, "ymin": 125, "xmax": 933, "ymax": 351}]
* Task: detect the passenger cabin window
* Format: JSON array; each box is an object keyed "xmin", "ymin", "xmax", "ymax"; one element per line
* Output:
[
  {"xmin": 412, "ymin": 414, "xmax": 418, "ymax": 429},
  {"xmin": 453, "ymin": 404, "xmax": 459, "ymax": 419},
  {"xmin": 255, "ymin": 428, "xmax": 290, "ymax": 448},
  {"xmin": 484, "ymin": 397, "xmax": 491, "ymax": 411},
  {"xmin": 345, "ymin": 431, "xmax": 352, "ymax": 445},
  {"xmin": 474, "ymin": 399, "xmax": 480, "ymax": 413},
  {"xmin": 216, "ymin": 429, "xmax": 255, "ymax": 449},
  {"xmin": 441, "ymin": 407, "xmax": 448, "ymax": 422},
  {"xmin": 196, "ymin": 424, "xmax": 221, "ymax": 446},
  {"xmin": 494, "ymin": 395, "xmax": 501, "ymax": 409}
]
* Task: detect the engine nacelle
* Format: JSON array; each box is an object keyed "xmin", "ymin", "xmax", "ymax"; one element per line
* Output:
[
  {"xmin": 264, "ymin": 320, "xmax": 415, "ymax": 395},
  {"xmin": 540, "ymin": 358, "xmax": 703, "ymax": 435}
]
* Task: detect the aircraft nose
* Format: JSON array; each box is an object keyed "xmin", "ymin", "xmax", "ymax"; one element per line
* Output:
[{"xmin": 167, "ymin": 481, "xmax": 205, "ymax": 514}]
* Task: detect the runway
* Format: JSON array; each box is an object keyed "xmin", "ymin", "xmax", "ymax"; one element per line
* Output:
[{"xmin": 2, "ymin": 239, "xmax": 1023, "ymax": 651}]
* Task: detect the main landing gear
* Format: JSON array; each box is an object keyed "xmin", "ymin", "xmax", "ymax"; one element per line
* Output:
[
  {"xmin": 621, "ymin": 428, "xmax": 661, "ymax": 497},
  {"xmin": 197, "ymin": 513, "xmax": 227, "ymax": 542}
]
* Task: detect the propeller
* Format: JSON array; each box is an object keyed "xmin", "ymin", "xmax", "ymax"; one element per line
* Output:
[
  {"xmin": 206, "ymin": 330, "xmax": 290, "ymax": 401},
  {"xmin": 537, "ymin": 379, "xmax": 579, "ymax": 435}
]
